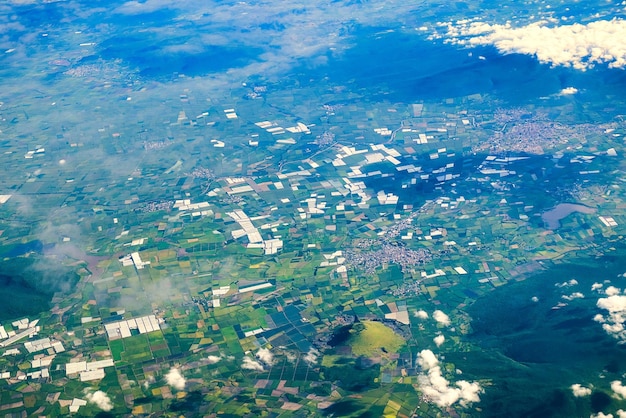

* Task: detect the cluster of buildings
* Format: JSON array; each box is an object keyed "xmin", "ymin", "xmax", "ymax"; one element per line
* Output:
[
  {"xmin": 227, "ymin": 209, "xmax": 284, "ymax": 255},
  {"xmin": 0, "ymin": 318, "xmax": 65, "ymax": 383},
  {"xmin": 104, "ymin": 314, "xmax": 162, "ymax": 340}
]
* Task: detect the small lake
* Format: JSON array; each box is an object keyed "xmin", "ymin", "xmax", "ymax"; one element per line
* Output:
[{"xmin": 541, "ymin": 203, "xmax": 595, "ymax": 229}]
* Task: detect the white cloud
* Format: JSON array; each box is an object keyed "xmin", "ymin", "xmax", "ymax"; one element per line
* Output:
[
  {"xmin": 108, "ymin": 0, "xmax": 419, "ymax": 82},
  {"xmin": 612, "ymin": 381, "xmax": 626, "ymax": 399},
  {"xmin": 143, "ymin": 375, "xmax": 156, "ymax": 389},
  {"xmin": 556, "ymin": 279, "xmax": 579, "ymax": 288},
  {"xmin": 165, "ymin": 367, "xmax": 186, "ymax": 390},
  {"xmin": 603, "ymin": 321, "xmax": 625, "ymax": 336},
  {"xmin": 455, "ymin": 380, "xmax": 483, "ymax": 407},
  {"xmin": 606, "ymin": 286, "xmax": 622, "ymax": 296},
  {"xmin": 256, "ymin": 348, "xmax": 274, "ymax": 365},
  {"xmin": 562, "ymin": 292, "xmax": 585, "ymax": 301},
  {"xmin": 531, "ymin": 296, "xmax": 539, "ymax": 302},
  {"xmin": 114, "ymin": 0, "xmax": 177, "ymax": 15},
  {"xmin": 418, "ymin": 349, "xmax": 440, "ymax": 370},
  {"xmin": 439, "ymin": 19, "xmax": 626, "ymax": 70},
  {"xmin": 592, "ymin": 413, "xmax": 614, "ymax": 418},
  {"xmin": 207, "ymin": 355, "xmax": 222, "ymax": 364},
  {"xmin": 571, "ymin": 384, "xmax": 592, "ymax": 397},
  {"xmin": 605, "ymin": 412, "xmax": 626, "ymax": 418},
  {"xmin": 559, "ymin": 87, "xmax": 578, "ymax": 95},
  {"xmin": 85, "ymin": 390, "xmax": 113, "ymax": 411},
  {"xmin": 592, "ymin": 282, "xmax": 604, "ymax": 292},
  {"xmin": 303, "ymin": 348, "xmax": 320, "ymax": 365},
  {"xmin": 434, "ymin": 335, "xmax": 445, "ymax": 347},
  {"xmin": 417, "ymin": 350, "xmax": 482, "ymax": 408},
  {"xmin": 433, "ymin": 310, "xmax": 451, "ymax": 326},
  {"xmin": 242, "ymin": 357, "xmax": 265, "ymax": 371},
  {"xmin": 285, "ymin": 351, "xmax": 298, "ymax": 363},
  {"xmin": 414, "ymin": 310, "xmax": 429, "ymax": 319},
  {"xmin": 597, "ymin": 295, "xmax": 626, "ymax": 313},
  {"xmin": 596, "ymin": 295, "xmax": 626, "ymax": 340}
]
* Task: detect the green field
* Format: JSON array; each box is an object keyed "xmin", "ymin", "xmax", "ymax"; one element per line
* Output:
[
  {"xmin": 108, "ymin": 331, "xmax": 170, "ymax": 365},
  {"xmin": 348, "ymin": 321, "xmax": 405, "ymax": 357}
]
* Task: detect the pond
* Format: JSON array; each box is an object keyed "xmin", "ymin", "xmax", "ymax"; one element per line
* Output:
[{"xmin": 541, "ymin": 203, "xmax": 595, "ymax": 229}]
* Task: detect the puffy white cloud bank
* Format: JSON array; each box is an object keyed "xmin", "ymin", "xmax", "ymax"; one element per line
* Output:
[
  {"xmin": 433, "ymin": 335, "xmax": 445, "ymax": 347},
  {"xmin": 596, "ymin": 294, "xmax": 626, "ymax": 340},
  {"xmin": 612, "ymin": 380, "xmax": 626, "ymax": 399},
  {"xmin": 592, "ymin": 412, "xmax": 626, "ymax": 418},
  {"xmin": 605, "ymin": 286, "xmax": 621, "ymax": 296},
  {"xmin": 433, "ymin": 310, "xmax": 451, "ymax": 326},
  {"xmin": 439, "ymin": 19, "xmax": 626, "ymax": 70},
  {"xmin": 592, "ymin": 413, "xmax": 614, "ymax": 418},
  {"xmin": 85, "ymin": 390, "xmax": 113, "ymax": 411},
  {"xmin": 571, "ymin": 384, "xmax": 592, "ymax": 397},
  {"xmin": 165, "ymin": 367, "xmax": 186, "ymax": 390},
  {"xmin": 417, "ymin": 350, "xmax": 482, "ymax": 408}
]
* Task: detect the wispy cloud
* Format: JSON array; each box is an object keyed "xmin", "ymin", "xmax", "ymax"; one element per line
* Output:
[
  {"xmin": 207, "ymin": 355, "xmax": 222, "ymax": 364},
  {"xmin": 562, "ymin": 292, "xmax": 584, "ymax": 301},
  {"xmin": 114, "ymin": 0, "xmax": 177, "ymax": 15},
  {"xmin": 592, "ymin": 282, "xmax": 604, "ymax": 292},
  {"xmin": 303, "ymin": 347, "xmax": 320, "ymax": 365},
  {"xmin": 256, "ymin": 348, "xmax": 274, "ymax": 366},
  {"xmin": 242, "ymin": 356, "xmax": 264, "ymax": 371},
  {"xmin": 556, "ymin": 279, "xmax": 579, "ymax": 288},
  {"xmin": 414, "ymin": 310, "xmax": 429, "ymax": 319}
]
